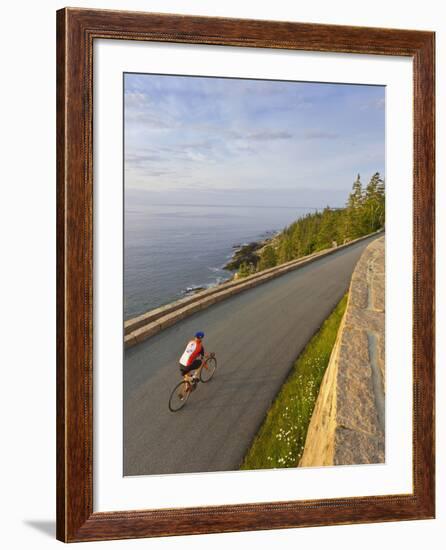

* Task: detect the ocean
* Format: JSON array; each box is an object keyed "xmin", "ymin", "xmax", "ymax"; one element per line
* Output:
[{"xmin": 124, "ymin": 202, "xmax": 314, "ymax": 320}]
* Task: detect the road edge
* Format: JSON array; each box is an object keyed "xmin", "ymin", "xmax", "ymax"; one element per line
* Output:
[
  {"xmin": 299, "ymin": 237, "xmax": 385, "ymax": 467},
  {"xmin": 125, "ymin": 230, "xmax": 383, "ymax": 348}
]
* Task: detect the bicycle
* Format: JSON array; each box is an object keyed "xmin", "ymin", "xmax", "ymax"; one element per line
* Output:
[{"xmin": 168, "ymin": 352, "xmax": 217, "ymax": 412}]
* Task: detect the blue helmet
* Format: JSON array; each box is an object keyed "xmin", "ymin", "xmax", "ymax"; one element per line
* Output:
[{"xmin": 195, "ymin": 331, "xmax": 205, "ymax": 339}]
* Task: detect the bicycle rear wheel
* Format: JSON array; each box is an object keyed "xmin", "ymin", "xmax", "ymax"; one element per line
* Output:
[
  {"xmin": 168, "ymin": 380, "xmax": 191, "ymax": 412},
  {"xmin": 200, "ymin": 356, "xmax": 217, "ymax": 383}
]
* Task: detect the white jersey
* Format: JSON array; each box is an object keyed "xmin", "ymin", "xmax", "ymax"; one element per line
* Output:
[{"xmin": 179, "ymin": 340, "xmax": 201, "ymax": 367}]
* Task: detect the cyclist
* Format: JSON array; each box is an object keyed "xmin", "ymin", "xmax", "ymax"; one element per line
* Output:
[{"xmin": 179, "ymin": 331, "xmax": 205, "ymax": 383}]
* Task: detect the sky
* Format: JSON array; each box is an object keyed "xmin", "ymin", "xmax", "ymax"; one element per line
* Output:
[{"xmin": 124, "ymin": 73, "xmax": 385, "ymax": 208}]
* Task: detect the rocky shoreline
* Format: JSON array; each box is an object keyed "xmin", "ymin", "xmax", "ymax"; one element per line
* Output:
[
  {"xmin": 223, "ymin": 241, "xmax": 264, "ymax": 271},
  {"xmin": 223, "ymin": 230, "xmax": 278, "ymax": 272},
  {"xmin": 179, "ymin": 230, "xmax": 278, "ymax": 298}
]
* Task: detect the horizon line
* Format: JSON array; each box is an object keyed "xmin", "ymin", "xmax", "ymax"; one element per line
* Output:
[{"xmin": 124, "ymin": 203, "xmax": 344, "ymax": 210}]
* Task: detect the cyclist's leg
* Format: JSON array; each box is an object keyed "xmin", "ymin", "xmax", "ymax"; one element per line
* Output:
[
  {"xmin": 180, "ymin": 360, "xmax": 202, "ymax": 388},
  {"xmin": 177, "ymin": 365, "xmax": 193, "ymax": 398},
  {"xmin": 189, "ymin": 359, "xmax": 203, "ymax": 379},
  {"xmin": 180, "ymin": 361, "xmax": 199, "ymax": 381},
  {"xmin": 179, "ymin": 364, "xmax": 191, "ymax": 384}
]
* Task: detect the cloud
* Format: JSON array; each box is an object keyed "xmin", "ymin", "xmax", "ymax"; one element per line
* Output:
[
  {"xmin": 181, "ymin": 141, "xmax": 215, "ymax": 152},
  {"xmin": 247, "ymin": 130, "xmax": 293, "ymax": 141},
  {"xmin": 304, "ymin": 130, "xmax": 340, "ymax": 140},
  {"xmin": 125, "ymin": 111, "xmax": 174, "ymax": 129},
  {"xmin": 124, "ymin": 90, "xmax": 178, "ymax": 129},
  {"xmin": 125, "ymin": 140, "xmax": 220, "ymax": 181},
  {"xmin": 372, "ymin": 97, "xmax": 385, "ymax": 110},
  {"xmin": 361, "ymin": 97, "xmax": 385, "ymax": 111},
  {"xmin": 125, "ymin": 151, "xmax": 163, "ymax": 166},
  {"xmin": 123, "ymin": 74, "xmax": 385, "ymax": 195}
]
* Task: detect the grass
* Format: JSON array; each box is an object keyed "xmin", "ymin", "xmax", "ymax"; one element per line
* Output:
[{"xmin": 240, "ymin": 293, "xmax": 348, "ymax": 470}]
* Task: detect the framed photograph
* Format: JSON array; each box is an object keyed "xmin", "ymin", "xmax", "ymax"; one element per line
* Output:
[{"xmin": 56, "ymin": 8, "xmax": 435, "ymax": 542}]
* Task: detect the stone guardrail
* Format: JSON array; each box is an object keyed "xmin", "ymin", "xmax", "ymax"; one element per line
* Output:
[
  {"xmin": 125, "ymin": 230, "xmax": 384, "ymax": 348},
  {"xmin": 299, "ymin": 236, "xmax": 385, "ymax": 467}
]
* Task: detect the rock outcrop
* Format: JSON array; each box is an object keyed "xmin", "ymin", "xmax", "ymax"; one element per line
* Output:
[{"xmin": 299, "ymin": 237, "xmax": 385, "ymax": 467}]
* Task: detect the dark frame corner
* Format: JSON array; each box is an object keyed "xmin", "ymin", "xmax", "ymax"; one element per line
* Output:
[{"xmin": 56, "ymin": 7, "xmax": 435, "ymax": 542}]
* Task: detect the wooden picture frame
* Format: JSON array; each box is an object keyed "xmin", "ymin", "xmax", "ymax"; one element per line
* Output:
[{"xmin": 56, "ymin": 7, "xmax": 435, "ymax": 542}]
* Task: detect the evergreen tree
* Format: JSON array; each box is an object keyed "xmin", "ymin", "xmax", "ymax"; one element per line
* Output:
[
  {"xmin": 258, "ymin": 245, "xmax": 277, "ymax": 270},
  {"xmin": 363, "ymin": 172, "xmax": 385, "ymax": 232},
  {"xmin": 315, "ymin": 207, "xmax": 338, "ymax": 250},
  {"xmin": 290, "ymin": 223, "xmax": 303, "ymax": 257},
  {"xmin": 237, "ymin": 261, "xmax": 255, "ymax": 278},
  {"xmin": 347, "ymin": 174, "xmax": 362, "ymax": 207},
  {"xmin": 377, "ymin": 175, "xmax": 385, "ymax": 228},
  {"xmin": 278, "ymin": 235, "xmax": 294, "ymax": 264},
  {"xmin": 345, "ymin": 174, "xmax": 366, "ymax": 238},
  {"xmin": 251, "ymin": 171, "xmax": 385, "ymax": 275}
]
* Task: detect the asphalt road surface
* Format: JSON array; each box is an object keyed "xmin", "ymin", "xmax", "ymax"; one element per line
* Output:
[{"xmin": 124, "ymin": 235, "xmax": 379, "ymax": 476}]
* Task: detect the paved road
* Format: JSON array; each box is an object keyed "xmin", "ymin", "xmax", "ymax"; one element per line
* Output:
[{"xmin": 124, "ymin": 235, "xmax": 379, "ymax": 476}]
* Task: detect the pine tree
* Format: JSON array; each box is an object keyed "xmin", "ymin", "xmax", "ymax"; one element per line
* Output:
[
  {"xmin": 363, "ymin": 172, "xmax": 385, "ymax": 232},
  {"xmin": 251, "ymin": 171, "xmax": 384, "ymax": 275},
  {"xmin": 348, "ymin": 173, "xmax": 363, "ymax": 209},
  {"xmin": 258, "ymin": 245, "xmax": 277, "ymax": 270},
  {"xmin": 345, "ymin": 174, "xmax": 366, "ymax": 239},
  {"xmin": 316, "ymin": 207, "xmax": 338, "ymax": 250},
  {"xmin": 238, "ymin": 262, "xmax": 254, "ymax": 279},
  {"xmin": 278, "ymin": 236, "xmax": 294, "ymax": 264},
  {"xmin": 377, "ymin": 175, "xmax": 385, "ymax": 228}
]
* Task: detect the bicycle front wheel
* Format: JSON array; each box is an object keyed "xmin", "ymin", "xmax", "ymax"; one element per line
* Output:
[
  {"xmin": 200, "ymin": 356, "xmax": 217, "ymax": 383},
  {"xmin": 168, "ymin": 380, "xmax": 191, "ymax": 412}
]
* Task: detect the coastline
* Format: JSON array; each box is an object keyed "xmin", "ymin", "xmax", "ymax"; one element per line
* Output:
[
  {"xmin": 222, "ymin": 230, "xmax": 278, "ymax": 272},
  {"xmin": 124, "ymin": 231, "xmax": 383, "ymax": 347},
  {"xmin": 184, "ymin": 229, "xmax": 279, "ymax": 298},
  {"xmin": 124, "ymin": 227, "xmax": 281, "ymax": 319}
]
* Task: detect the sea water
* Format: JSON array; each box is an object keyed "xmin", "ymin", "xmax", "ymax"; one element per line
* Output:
[{"xmin": 124, "ymin": 202, "xmax": 313, "ymax": 319}]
